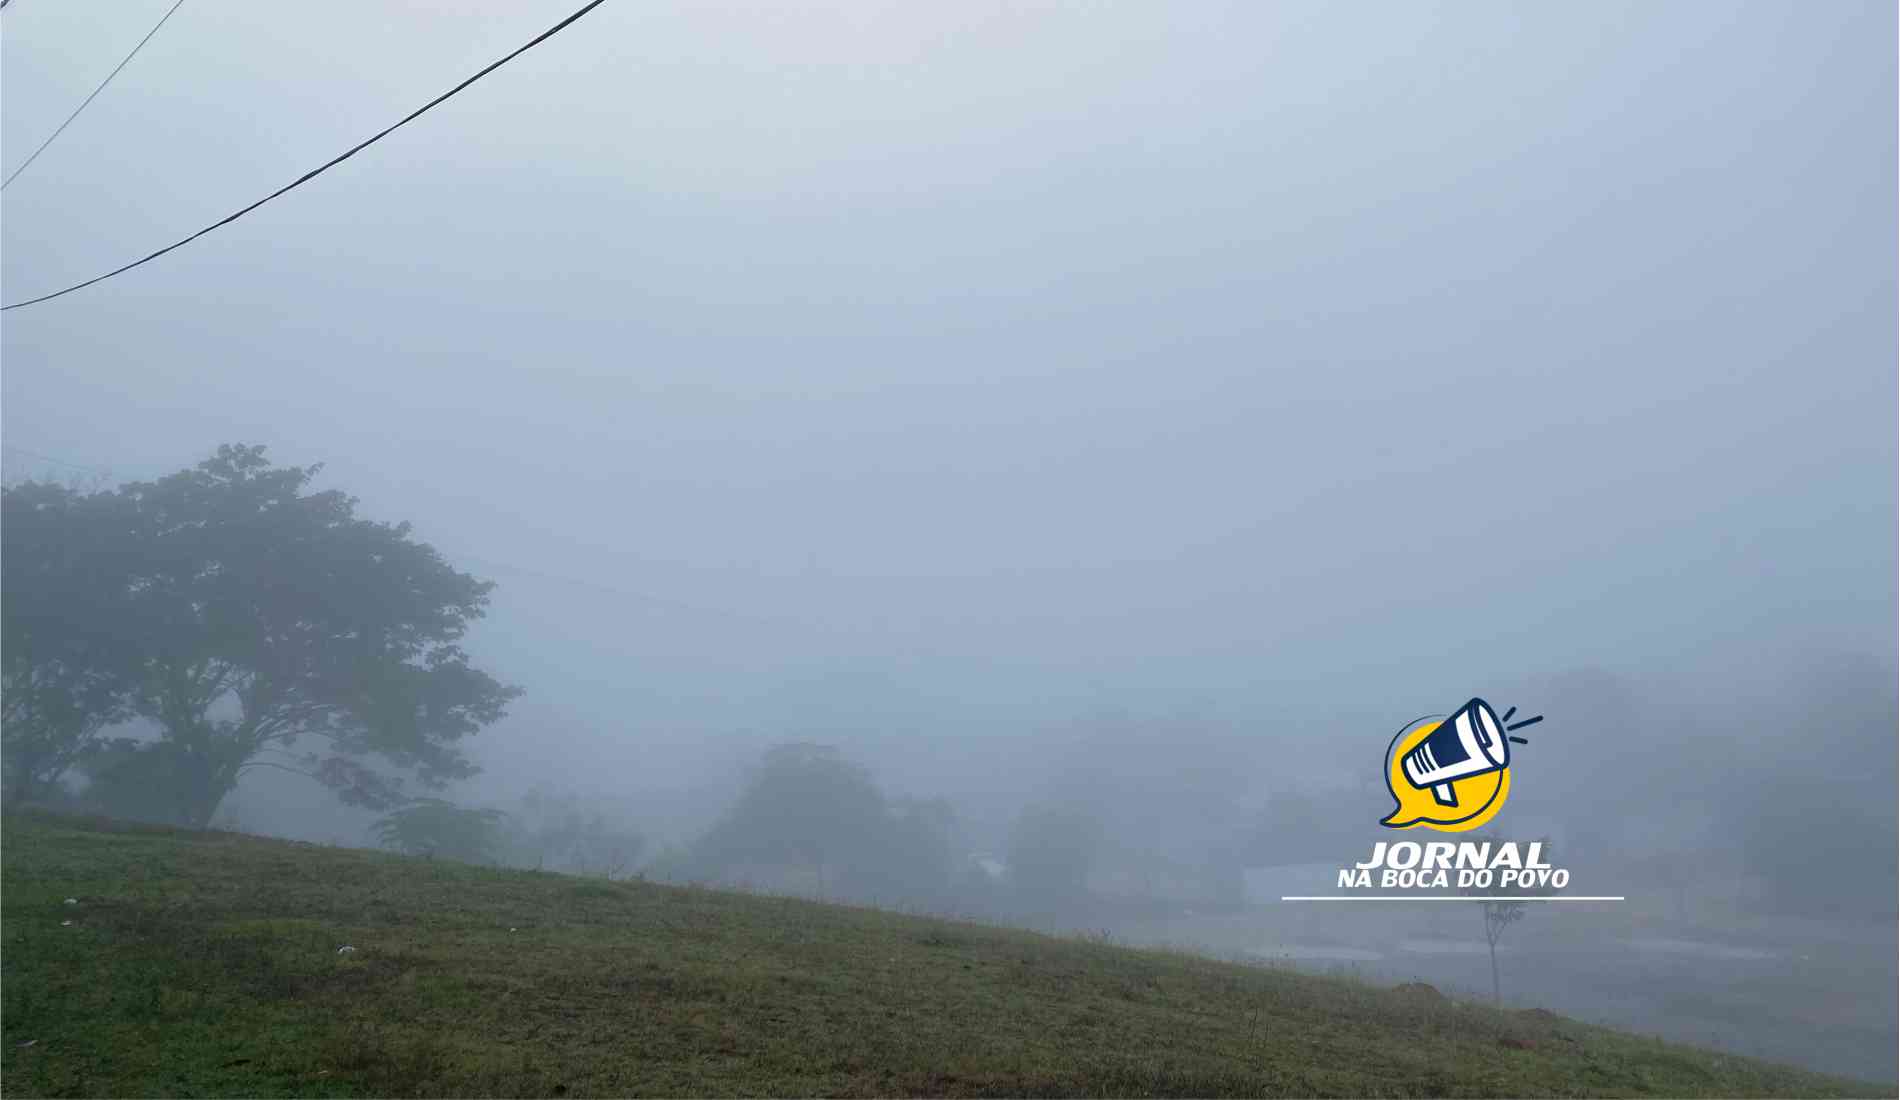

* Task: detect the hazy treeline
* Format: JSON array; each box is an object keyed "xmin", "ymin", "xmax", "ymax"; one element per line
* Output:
[{"xmin": 5, "ymin": 446, "xmax": 1895, "ymax": 929}]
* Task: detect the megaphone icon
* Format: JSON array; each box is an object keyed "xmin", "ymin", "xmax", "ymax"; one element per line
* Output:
[{"xmin": 1401, "ymin": 698, "xmax": 1509, "ymax": 807}]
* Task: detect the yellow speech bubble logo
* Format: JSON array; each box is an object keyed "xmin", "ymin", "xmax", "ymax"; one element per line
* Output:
[{"xmin": 1380, "ymin": 713, "xmax": 1510, "ymax": 832}]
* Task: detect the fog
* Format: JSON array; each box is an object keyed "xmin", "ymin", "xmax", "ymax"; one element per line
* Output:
[{"xmin": 4, "ymin": 0, "xmax": 1894, "ymax": 1084}]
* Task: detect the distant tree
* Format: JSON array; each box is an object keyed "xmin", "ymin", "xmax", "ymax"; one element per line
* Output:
[
  {"xmin": 1006, "ymin": 803, "xmax": 1105, "ymax": 907},
  {"xmin": 689, "ymin": 743, "xmax": 960, "ymax": 903},
  {"xmin": 1463, "ymin": 835, "xmax": 1556, "ymax": 1006},
  {"xmin": 371, "ymin": 799, "xmax": 509, "ymax": 863},
  {"xmin": 1, "ymin": 481, "xmax": 142, "ymax": 804},
  {"xmin": 35, "ymin": 445, "xmax": 521, "ymax": 826},
  {"xmin": 506, "ymin": 788, "xmax": 646, "ymax": 879},
  {"xmin": 1240, "ymin": 784, "xmax": 1382, "ymax": 867},
  {"xmin": 692, "ymin": 742, "xmax": 888, "ymax": 895},
  {"xmin": 1476, "ymin": 899, "xmax": 1525, "ymax": 1007},
  {"xmin": 837, "ymin": 795, "xmax": 959, "ymax": 903},
  {"xmin": 1626, "ymin": 846, "xmax": 1701, "ymax": 925},
  {"xmin": 1730, "ymin": 654, "xmax": 1898, "ymax": 921}
]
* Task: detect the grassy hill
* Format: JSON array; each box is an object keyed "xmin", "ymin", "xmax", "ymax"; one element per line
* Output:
[{"xmin": 1, "ymin": 813, "xmax": 1887, "ymax": 1098}]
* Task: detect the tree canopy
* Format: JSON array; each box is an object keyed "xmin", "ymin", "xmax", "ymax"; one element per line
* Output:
[
  {"xmin": 1, "ymin": 480, "xmax": 144, "ymax": 803},
  {"xmin": 689, "ymin": 742, "xmax": 959, "ymax": 902},
  {"xmin": 371, "ymin": 799, "xmax": 511, "ymax": 864},
  {"xmin": 1, "ymin": 444, "xmax": 521, "ymax": 825},
  {"xmin": 1007, "ymin": 803, "xmax": 1105, "ymax": 904}
]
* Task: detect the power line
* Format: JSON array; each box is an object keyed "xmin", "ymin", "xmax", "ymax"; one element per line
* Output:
[
  {"xmin": 1, "ymin": 0, "xmax": 611, "ymax": 312},
  {"xmin": 1, "ymin": 0, "xmax": 188, "ymax": 191}
]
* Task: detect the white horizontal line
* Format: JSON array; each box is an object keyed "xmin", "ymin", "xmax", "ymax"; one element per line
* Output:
[{"xmin": 1279, "ymin": 896, "xmax": 1626, "ymax": 902}]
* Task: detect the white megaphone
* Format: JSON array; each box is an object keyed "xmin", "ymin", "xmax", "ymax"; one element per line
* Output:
[{"xmin": 1401, "ymin": 698, "xmax": 1509, "ymax": 807}]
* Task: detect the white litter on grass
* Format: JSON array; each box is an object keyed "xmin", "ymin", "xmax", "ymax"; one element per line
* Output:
[
  {"xmin": 60, "ymin": 920, "xmax": 73, "ymax": 927},
  {"xmin": 336, "ymin": 945, "xmax": 356, "ymax": 955},
  {"xmin": 17, "ymin": 1040, "xmax": 37, "ymax": 1048},
  {"xmin": 63, "ymin": 898, "xmax": 77, "ymax": 905},
  {"xmin": 509, "ymin": 928, "xmax": 517, "ymax": 933}
]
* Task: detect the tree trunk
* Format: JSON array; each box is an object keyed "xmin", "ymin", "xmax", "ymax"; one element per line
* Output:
[
  {"xmin": 185, "ymin": 790, "xmax": 226, "ymax": 829},
  {"xmin": 2, "ymin": 772, "xmax": 32, "ymax": 811},
  {"xmin": 175, "ymin": 750, "xmax": 238, "ymax": 829},
  {"xmin": 1489, "ymin": 939, "xmax": 1501, "ymax": 1006}
]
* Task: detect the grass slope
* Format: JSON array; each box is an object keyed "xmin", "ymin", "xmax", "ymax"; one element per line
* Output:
[{"xmin": 1, "ymin": 812, "xmax": 1887, "ymax": 1098}]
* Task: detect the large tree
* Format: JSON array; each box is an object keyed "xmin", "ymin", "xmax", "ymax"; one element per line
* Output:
[
  {"xmin": 690, "ymin": 742, "xmax": 957, "ymax": 902},
  {"xmin": 693, "ymin": 742, "xmax": 888, "ymax": 894},
  {"xmin": 1006, "ymin": 802, "xmax": 1105, "ymax": 906},
  {"xmin": 1, "ymin": 481, "xmax": 143, "ymax": 804},
  {"xmin": 22, "ymin": 444, "xmax": 522, "ymax": 826}
]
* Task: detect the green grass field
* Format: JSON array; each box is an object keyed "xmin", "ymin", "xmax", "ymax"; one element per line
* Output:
[{"xmin": 1, "ymin": 812, "xmax": 1887, "ymax": 1098}]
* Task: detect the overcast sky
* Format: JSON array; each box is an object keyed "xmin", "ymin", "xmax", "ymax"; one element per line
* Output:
[{"xmin": 4, "ymin": 1, "xmax": 1894, "ymax": 806}]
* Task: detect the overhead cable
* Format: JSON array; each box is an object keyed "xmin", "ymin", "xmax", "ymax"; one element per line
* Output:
[
  {"xmin": 2, "ymin": 0, "xmax": 189, "ymax": 191},
  {"xmin": 2, "ymin": 0, "xmax": 610, "ymax": 311}
]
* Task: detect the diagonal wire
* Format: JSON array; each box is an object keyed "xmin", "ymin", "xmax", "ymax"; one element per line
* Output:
[
  {"xmin": 2, "ymin": 0, "xmax": 188, "ymax": 191},
  {"xmin": 2, "ymin": 0, "xmax": 610, "ymax": 312}
]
